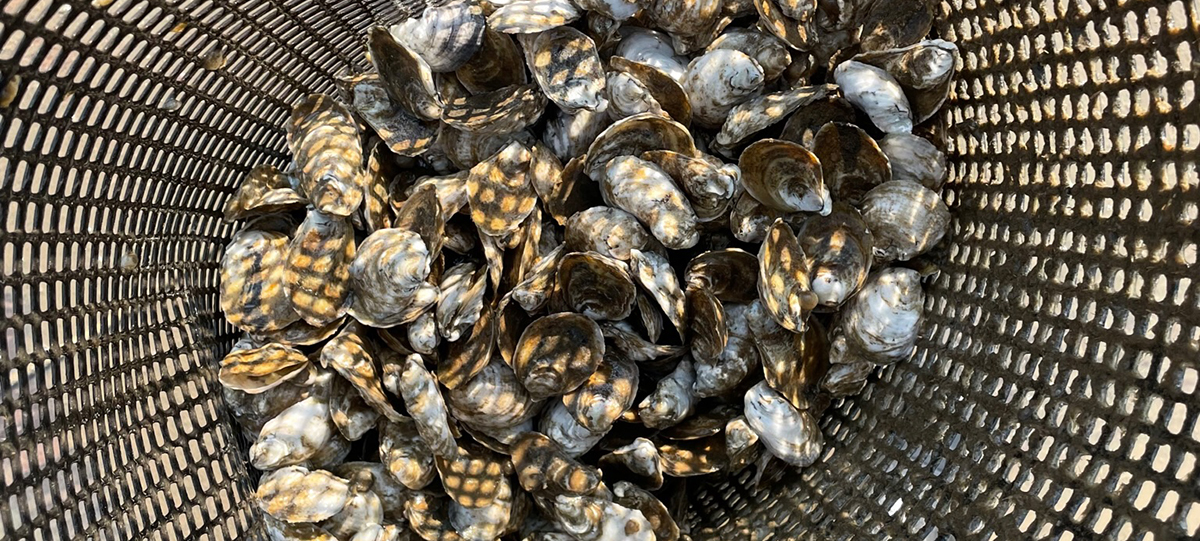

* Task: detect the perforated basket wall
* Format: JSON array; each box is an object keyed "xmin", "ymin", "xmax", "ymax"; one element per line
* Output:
[{"xmin": 1, "ymin": 0, "xmax": 1196, "ymax": 540}]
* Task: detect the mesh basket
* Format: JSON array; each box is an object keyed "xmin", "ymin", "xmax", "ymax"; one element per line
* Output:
[{"xmin": 2, "ymin": 0, "xmax": 1197, "ymax": 539}]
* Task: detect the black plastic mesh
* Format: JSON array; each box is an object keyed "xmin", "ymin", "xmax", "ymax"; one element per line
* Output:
[{"xmin": 1, "ymin": 0, "xmax": 1197, "ymax": 540}]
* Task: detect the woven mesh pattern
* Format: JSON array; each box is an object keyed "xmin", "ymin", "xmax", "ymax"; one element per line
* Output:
[{"xmin": 1, "ymin": 0, "xmax": 1197, "ymax": 540}]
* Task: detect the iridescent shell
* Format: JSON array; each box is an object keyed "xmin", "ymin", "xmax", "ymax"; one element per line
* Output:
[
  {"xmin": 288, "ymin": 94, "xmax": 364, "ymax": 216},
  {"xmin": 859, "ymin": 180, "xmax": 950, "ymax": 263},
  {"xmin": 877, "ymin": 133, "xmax": 948, "ymax": 191},
  {"xmin": 758, "ymin": 219, "xmax": 817, "ymax": 332},
  {"xmin": 224, "ymin": 164, "xmax": 306, "ymax": 221},
  {"xmin": 220, "ymin": 228, "xmax": 299, "ymax": 333},
  {"xmin": 738, "ymin": 138, "xmax": 829, "ymax": 214},
  {"xmin": 285, "ymin": 210, "xmax": 354, "ymax": 326},
  {"xmin": 390, "ymin": 1, "xmax": 486, "ymax": 73},
  {"xmin": 514, "ymin": 313, "xmax": 605, "ymax": 400},
  {"xmin": 555, "ymin": 251, "xmax": 637, "ymax": 321},
  {"xmin": 257, "ymin": 466, "xmax": 350, "ymax": 523},
  {"xmin": 744, "ymin": 381, "xmax": 823, "ymax": 467},
  {"xmin": 681, "ymin": 49, "xmax": 765, "ymax": 129}
]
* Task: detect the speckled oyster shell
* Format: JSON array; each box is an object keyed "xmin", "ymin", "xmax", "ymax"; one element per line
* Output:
[
  {"xmin": 449, "ymin": 477, "xmax": 519, "ymax": 541},
  {"xmin": 218, "ymin": 343, "xmax": 310, "ymax": 394},
  {"xmin": 436, "ymin": 262, "xmax": 488, "ymax": 342},
  {"xmin": 435, "ymin": 442, "xmax": 513, "ymax": 510},
  {"xmin": 796, "ymin": 203, "xmax": 874, "ymax": 308},
  {"xmin": 658, "ymin": 435, "xmax": 729, "ymax": 476},
  {"xmin": 467, "ymin": 140, "xmax": 539, "ymax": 237},
  {"xmin": 684, "ymin": 248, "xmax": 759, "ymax": 303},
  {"xmin": 753, "ymin": 0, "xmax": 815, "ymax": 51},
  {"xmin": 511, "ymin": 244, "xmax": 567, "ymax": 312},
  {"xmin": 403, "ymin": 171, "xmax": 468, "ymax": 219},
  {"xmin": 514, "ymin": 313, "xmax": 606, "ymax": 400},
  {"xmin": 543, "ymin": 107, "xmax": 614, "ymax": 162},
  {"xmin": 367, "ymin": 27, "xmax": 442, "ymax": 121},
  {"xmin": 706, "ymin": 28, "xmax": 791, "ymax": 81},
  {"xmin": 348, "ymin": 229, "xmax": 437, "ymax": 328},
  {"xmin": 360, "ymin": 144, "xmax": 398, "ymax": 234},
  {"xmin": 639, "ymin": 150, "xmax": 738, "ymax": 223},
  {"xmin": 601, "ymin": 156, "xmax": 700, "ymax": 250},
  {"xmin": 224, "ymin": 164, "xmax": 306, "ymax": 221},
  {"xmin": 539, "ymin": 400, "xmax": 608, "ymax": 457},
  {"xmin": 288, "ymin": 94, "xmax": 364, "ymax": 216},
  {"xmin": 728, "ymin": 191, "xmax": 789, "ymax": 243},
  {"xmin": 250, "ymin": 395, "xmax": 339, "ymax": 470},
  {"xmin": 403, "ymin": 491, "xmax": 461, "ymax": 541},
  {"xmin": 714, "ymin": 84, "xmax": 834, "ymax": 149},
  {"xmin": 523, "ymin": 27, "xmax": 607, "ymax": 113},
  {"xmin": 598, "ymin": 437, "xmax": 664, "ymax": 490},
  {"xmin": 511, "ymin": 431, "xmax": 607, "ymax": 496},
  {"xmin": 693, "ymin": 302, "xmax": 758, "ymax": 397},
  {"xmin": 859, "ymin": 180, "xmax": 950, "ymax": 263},
  {"xmin": 555, "ymin": 251, "xmax": 637, "ymax": 321},
  {"xmin": 488, "ymin": 0, "xmax": 582, "ymax": 33},
  {"xmin": 397, "ymin": 354, "xmax": 458, "ymax": 457},
  {"xmin": 448, "ymin": 356, "xmax": 540, "ymax": 430},
  {"xmin": 680, "ymin": 49, "xmax": 765, "ymax": 129},
  {"xmin": 612, "ymin": 482, "xmax": 680, "ymax": 541},
  {"xmin": 638, "ymin": 357, "xmax": 697, "ymax": 429},
  {"xmin": 390, "ymin": 1, "xmax": 485, "ymax": 73},
  {"xmin": 330, "ymin": 462, "xmax": 410, "ymax": 521},
  {"xmin": 608, "ymin": 56, "xmax": 692, "ymax": 127},
  {"xmin": 583, "ymin": 113, "xmax": 697, "ymax": 181},
  {"xmin": 758, "ymin": 219, "xmax": 817, "ymax": 332},
  {"xmin": 738, "ymin": 138, "xmax": 829, "ymax": 214},
  {"xmin": 877, "ymin": 133, "xmax": 948, "ymax": 191},
  {"xmin": 599, "ymin": 321, "xmax": 685, "ymax": 362},
  {"xmin": 441, "ymin": 301, "xmax": 498, "ymax": 390},
  {"xmin": 439, "ymin": 128, "xmax": 535, "ymax": 171},
  {"xmin": 220, "ymin": 229, "xmax": 299, "ymax": 333},
  {"xmin": 744, "ymin": 381, "xmax": 823, "ymax": 466},
  {"xmin": 629, "ymin": 249, "xmax": 687, "ymax": 336},
  {"xmin": 561, "ymin": 353, "xmax": 639, "ymax": 432},
  {"xmin": 833, "ymin": 60, "xmax": 913, "ymax": 134},
  {"xmin": 605, "ymin": 69, "xmax": 665, "ymax": 122},
  {"xmin": 379, "ymin": 417, "xmax": 437, "ymax": 490},
  {"xmin": 320, "ymin": 323, "xmax": 405, "ymax": 422},
  {"xmin": 442, "ymin": 83, "xmax": 548, "ymax": 134},
  {"xmin": 348, "ymin": 74, "xmax": 439, "ymax": 157},
  {"xmin": 285, "ymin": 210, "xmax": 354, "ymax": 326},
  {"xmin": 836, "ymin": 267, "xmax": 924, "ymax": 364},
  {"xmin": 854, "ymin": 39, "xmax": 959, "ymax": 124},
  {"xmin": 456, "ymin": 28, "xmax": 528, "ymax": 93},
  {"xmin": 257, "ymin": 466, "xmax": 350, "ymax": 523}
]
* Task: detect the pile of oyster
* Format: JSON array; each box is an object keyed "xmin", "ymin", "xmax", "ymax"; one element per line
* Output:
[{"xmin": 217, "ymin": 0, "xmax": 956, "ymax": 539}]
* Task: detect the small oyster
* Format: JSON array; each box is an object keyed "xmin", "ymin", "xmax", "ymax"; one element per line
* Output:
[
  {"xmin": 536, "ymin": 153, "xmax": 605, "ymax": 225},
  {"xmin": 758, "ymin": 219, "xmax": 817, "ymax": 332},
  {"xmin": 285, "ymin": 209, "xmax": 355, "ymax": 326},
  {"xmin": 457, "ymin": 28, "xmax": 528, "ymax": 93},
  {"xmin": 442, "ymin": 301, "xmax": 499, "ymax": 389},
  {"xmin": 684, "ymin": 248, "xmax": 759, "ymax": 303},
  {"xmin": 488, "ymin": 0, "xmax": 582, "ymax": 33},
  {"xmin": 629, "ymin": 249, "xmax": 687, "ymax": 335},
  {"xmin": 288, "ymin": 94, "xmax": 365, "ymax": 216},
  {"xmin": 561, "ymin": 353, "xmax": 639, "ymax": 432},
  {"xmin": 706, "ymin": 28, "xmax": 791, "ymax": 81},
  {"xmin": 877, "ymin": 133, "xmax": 948, "ymax": 191},
  {"xmin": 436, "ymin": 443, "xmax": 513, "ymax": 509},
  {"xmin": 779, "ymin": 94, "xmax": 857, "ymax": 147},
  {"xmin": 404, "ymin": 491, "xmax": 461, "ymax": 541},
  {"xmin": 263, "ymin": 514, "xmax": 339, "ymax": 541},
  {"xmin": 859, "ymin": 180, "xmax": 950, "ymax": 263},
  {"xmin": 448, "ymin": 357, "xmax": 539, "ymax": 430},
  {"xmin": 408, "ymin": 311, "xmax": 440, "ymax": 355},
  {"xmin": 613, "ymin": 28, "xmax": 689, "ymax": 82},
  {"xmin": 811, "ymin": 122, "xmax": 891, "ymax": 206},
  {"xmin": 543, "ymin": 107, "xmax": 614, "ymax": 162},
  {"xmin": 836, "ymin": 267, "xmax": 924, "ymax": 364},
  {"xmin": 467, "ymin": 140, "xmax": 539, "ymax": 237},
  {"xmin": 330, "ymin": 462, "xmax": 410, "ymax": 520},
  {"xmin": 514, "ymin": 313, "xmax": 606, "ymax": 400},
  {"xmin": 436, "ymin": 262, "xmax": 488, "ymax": 342},
  {"xmin": 751, "ymin": 300, "xmax": 830, "ymax": 410},
  {"xmin": 449, "ymin": 478, "xmax": 518, "ymax": 541},
  {"xmin": 605, "ymin": 69, "xmax": 665, "ymax": 121},
  {"xmin": 328, "ymin": 375, "xmax": 380, "ymax": 441},
  {"xmin": 379, "ymin": 417, "xmax": 437, "ymax": 490},
  {"xmin": 525, "ymin": 27, "xmax": 608, "ymax": 113},
  {"xmin": 555, "ymin": 251, "xmax": 637, "ymax": 320},
  {"xmin": 638, "ymin": 357, "xmax": 697, "ymax": 429},
  {"xmin": 224, "ymin": 164, "xmax": 306, "ymax": 221},
  {"xmin": 612, "ymin": 482, "xmax": 680, "ymax": 541},
  {"xmin": 693, "ymin": 302, "xmax": 758, "ymax": 397},
  {"xmin": 220, "ymin": 229, "xmax": 299, "ymax": 333},
  {"xmin": 854, "ymin": 40, "xmax": 959, "ymax": 124},
  {"xmin": 601, "ymin": 156, "xmax": 700, "ymax": 250},
  {"xmin": 320, "ymin": 323, "xmax": 405, "ymax": 421},
  {"xmin": 744, "ymin": 381, "xmax": 823, "ymax": 467},
  {"xmin": 681, "ymin": 49, "xmax": 765, "ymax": 129},
  {"xmin": 442, "ymin": 83, "xmax": 549, "ymax": 134},
  {"xmin": 320, "ymin": 471, "xmax": 384, "ymax": 539},
  {"xmin": 257, "ymin": 466, "xmax": 350, "ymax": 523},
  {"xmin": 224, "ymin": 377, "xmax": 310, "ymax": 438},
  {"xmin": 348, "ymin": 229, "xmax": 437, "ymax": 328},
  {"xmin": 796, "ymin": 203, "xmax": 874, "ymax": 308},
  {"xmin": 397, "ymin": 354, "xmax": 458, "ymax": 457},
  {"xmin": 833, "ymin": 60, "xmax": 913, "ymax": 134},
  {"xmin": 608, "ymin": 57, "xmax": 692, "ymax": 127},
  {"xmin": 390, "ymin": 0, "xmax": 486, "ymax": 73},
  {"xmin": 738, "ymin": 138, "xmax": 829, "ymax": 214},
  {"xmin": 540, "ymin": 400, "xmax": 608, "ymax": 457},
  {"xmin": 729, "ymin": 191, "xmax": 789, "ymax": 243},
  {"xmin": 440, "ymin": 128, "xmax": 534, "ymax": 171},
  {"xmin": 563, "ymin": 207, "xmax": 655, "ymax": 261},
  {"xmin": 218, "ymin": 343, "xmax": 310, "ymax": 394},
  {"xmin": 511, "ymin": 432, "xmax": 607, "ymax": 496},
  {"xmin": 598, "ymin": 437, "xmax": 664, "ymax": 490},
  {"xmin": 639, "ymin": 150, "xmax": 738, "ymax": 223},
  {"xmin": 686, "ymin": 284, "xmax": 727, "ymax": 364},
  {"xmin": 753, "ymin": 0, "xmax": 815, "ymax": 51},
  {"xmin": 367, "ymin": 27, "xmax": 442, "ymax": 121},
  {"xmin": 541, "ymin": 493, "xmax": 655, "ymax": 541},
  {"xmin": 724, "ymin": 415, "xmax": 760, "ymax": 471},
  {"xmin": 349, "ymin": 74, "xmax": 439, "ymax": 157},
  {"xmin": 714, "ymin": 84, "xmax": 834, "ymax": 149},
  {"xmin": 250, "ymin": 394, "xmax": 339, "ymax": 470},
  {"xmin": 512, "ymin": 244, "xmax": 567, "ymax": 312}
]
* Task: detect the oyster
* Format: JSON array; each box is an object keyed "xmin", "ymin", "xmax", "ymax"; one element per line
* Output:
[
  {"xmin": 379, "ymin": 417, "xmax": 437, "ymax": 490},
  {"xmin": 543, "ymin": 107, "xmax": 613, "ymax": 162},
  {"xmin": 220, "ymin": 229, "xmax": 299, "ymax": 333},
  {"xmin": 714, "ymin": 84, "xmax": 834, "ymax": 149},
  {"xmin": 854, "ymin": 40, "xmax": 959, "ymax": 124},
  {"xmin": 779, "ymin": 94, "xmax": 857, "ymax": 147},
  {"xmin": 693, "ymin": 302, "xmax": 758, "ymax": 397},
  {"xmin": 436, "ymin": 443, "xmax": 513, "ymax": 509},
  {"xmin": 348, "ymin": 229, "xmax": 437, "ymax": 328},
  {"xmin": 563, "ymin": 207, "xmax": 656, "ymax": 261},
  {"xmin": 638, "ymin": 357, "xmax": 697, "ymax": 429},
  {"xmin": 449, "ymin": 479, "xmax": 519, "ymax": 541},
  {"xmin": 686, "ymin": 284, "xmax": 727, "ymax": 363},
  {"xmin": 796, "ymin": 203, "xmax": 874, "ymax": 308},
  {"xmin": 285, "ymin": 209, "xmax": 354, "ymax": 326},
  {"xmin": 725, "ymin": 415, "xmax": 761, "ymax": 471},
  {"xmin": 629, "ymin": 249, "xmax": 687, "ymax": 335},
  {"xmin": 658, "ymin": 435, "xmax": 728, "ymax": 476},
  {"xmin": 403, "ymin": 491, "xmax": 462, "ymax": 541},
  {"xmin": 706, "ymin": 28, "xmax": 791, "ymax": 81},
  {"xmin": 859, "ymin": 180, "xmax": 950, "ymax": 262},
  {"xmin": 436, "ymin": 262, "xmax": 489, "ymax": 341},
  {"xmin": 600, "ymin": 321, "xmax": 685, "ymax": 362},
  {"xmin": 684, "ymin": 248, "xmax": 759, "ymax": 303},
  {"xmin": 349, "ymin": 524, "xmax": 407, "ymax": 541},
  {"xmin": 288, "ymin": 94, "xmax": 365, "ymax": 216},
  {"xmin": 605, "ymin": 69, "xmax": 665, "ymax": 121},
  {"xmin": 613, "ymin": 28, "xmax": 689, "ymax": 82},
  {"xmin": 397, "ymin": 354, "xmax": 458, "ymax": 457},
  {"xmin": 512, "ymin": 244, "xmax": 567, "ymax": 312},
  {"xmin": 555, "ymin": 251, "xmax": 637, "ymax": 320},
  {"xmin": 758, "ymin": 219, "xmax": 817, "ymax": 332},
  {"xmin": 833, "ymin": 60, "xmax": 913, "ymax": 134},
  {"xmin": 329, "ymin": 375, "xmax": 380, "ymax": 441},
  {"xmin": 263, "ymin": 514, "xmax": 339, "ymax": 541},
  {"xmin": 681, "ymin": 49, "xmax": 765, "ymax": 129},
  {"xmin": 812, "ymin": 122, "xmax": 891, "ymax": 206},
  {"xmin": 561, "ymin": 353, "xmax": 639, "ymax": 432},
  {"xmin": 224, "ymin": 377, "xmax": 311, "ymax": 438},
  {"xmin": 511, "ymin": 431, "xmax": 607, "ymax": 496},
  {"xmin": 541, "ymin": 493, "xmax": 655, "ymax": 541},
  {"xmin": 573, "ymin": 0, "xmax": 639, "ymax": 21},
  {"xmin": 525, "ymin": 27, "xmax": 608, "ymax": 113},
  {"xmin": 537, "ymin": 153, "xmax": 606, "ymax": 226},
  {"xmin": 753, "ymin": 0, "xmax": 814, "ymax": 51},
  {"xmin": 466, "ymin": 140, "xmax": 539, "ymax": 237},
  {"xmin": 224, "ymin": 165, "xmax": 305, "ymax": 221},
  {"xmin": 441, "ymin": 302, "xmax": 499, "ymax": 389},
  {"xmin": 836, "ymin": 267, "xmax": 924, "ymax": 364},
  {"xmin": 636, "ymin": 292, "xmax": 664, "ymax": 344},
  {"xmin": 877, "ymin": 133, "xmax": 948, "ymax": 191},
  {"xmin": 367, "ymin": 27, "xmax": 442, "ymax": 121},
  {"xmin": 257, "ymin": 466, "xmax": 350, "ymax": 523},
  {"xmin": 751, "ymin": 300, "xmax": 829, "ymax": 410},
  {"xmin": 729, "ymin": 191, "xmax": 789, "ymax": 243},
  {"xmin": 320, "ymin": 470, "xmax": 384, "ymax": 539},
  {"xmin": 457, "ymin": 28, "xmax": 528, "ymax": 93},
  {"xmin": 250, "ymin": 394, "xmax": 339, "ymax": 470},
  {"xmin": 539, "ymin": 400, "xmax": 607, "ymax": 457},
  {"xmin": 442, "ymin": 83, "xmax": 548, "ymax": 134},
  {"xmin": 738, "ymin": 138, "xmax": 829, "ymax": 214},
  {"xmin": 514, "ymin": 313, "xmax": 606, "ymax": 400},
  {"xmin": 583, "ymin": 113, "xmax": 697, "ymax": 181},
  {"xmin": 218, "ymin": 343, "xmax": 310, "ymax": 394},
  {"xmin": 448, "ymin": 357, "xmax": 539, "ymax": 430},
  {"xmin": 390, "ymin": 0, "xmax": 486, "ymax": 72},
  {"xmin": 601, "ymin": 156, "xmax": 700, "ymax": 250},
  {"xmin": 744, "ymin": 381, "xmax": 823, "ymax": 467},
  {"xmin": 488, "ymin": 0, "xmax": 582, "ymax": 33},
  {"xmin": 408, "ymin": 311, "xmax": 440, "ymax": 355},
  {"xmin": 349, "ymin": 74, "xmax": 439, "ymax": 157},
  {"xmin": 608, "ymin": 56, "xmax": 692, "ymax": 127},
  {"xmin": 320, "ymin": 323, "xmax": 405, "ymax": 421},
  {"xmin": 858, "ymin": 0, "xmax": 935, "ymax": 51},
  {"xmin": 330, "ymin": 462, "xmax": 411, "ymax": 520},
  {"xmin": 639, "ymin": 150, "xmax": 738, "ymax": 223},
  {"xmin": 598, "ymin": 437, "xmax": 664, "ymax": 490}
]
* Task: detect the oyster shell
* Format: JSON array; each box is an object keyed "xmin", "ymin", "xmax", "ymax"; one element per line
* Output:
[
  {"xmin": 543, "ymin": 107, "xmax": 613, "ymax": 162},
  {"xmin": 288, "ymin": 94, "xmax": 365, "ymax": 216},
  {"xmin": 320, "ymin": 470, "xmax": 384, "ymax": 539},
  {"xmin": 441, "ymin": 302, "xmax": 498, "ymax": 389},
  {"xmin": 349, "ymin": 74, "xmax": 439, "ymax": 157},
  {"xmin": 796, "ymin": 203, "xmax": 874, "ymax": 308},
  {"xmin": 537, "ymin": 153, "xmax": 606, "ymax": 226},
  {"xmin": 403, "ymin": 491, "xmax": 461, "ymax": 541},
  {"xmin": 218, "ymin": 343, "xmax": 310, "ymax": 394},
  {"xmin": 812, "ymin": 122, "xmax": 891, "ymax": 206},
  {"xmin": 821, "ymin": 344, "xmax": 875, "ymax": 397},
  {"xmin": 489, "ymin": 0, "xmax": 582, "ymax": 33},
  {"xmin": 330, "ymin": 462, "xmax": 411, "ymax": 520},
  {"xmin": 348, "ymin": 229, "xmax": 437, "ymax": 328},
  {"xmin": 684, "ymin": 248, "xmax": 759, "ymax": 303},
  {"xmin": 442, "ymin": 83, "xmax": 549, "ymax": 134},
  {"xmin": 601, "ymin": 155, "xmax": 700, "ymax": 250},
  {"xmin": 456, "ymin": 28, "xmax": 528, "ymax": 94},
  {"xmin": 555, "ymin": 251, "xmax": 637, "ymax": 320},
  {"xmin": 467, "ymin": 140, "xmax": 539, "ymax": 237},
  {"xmin": 320, "ymin": 323, "xmax": 405, "ymax": 421},
  {"xmin": 525, "ymin": 27, "xmax": 608, "ymax": 113},
  {"xmin": 613, "ymin": 28, "xmax": 689, "ymax": 82},
  {"xmin": 448, "ymin": 357, "xmax": 539, "ymax": 430},
  {"xmin": 758, "ymin": 219, "xmax": 817, "ymax": 332},
  {"xmin": 285, "ymin": 209, "xmax": 354, "ymax": 326},
  {"xmin": 744, "ymin": 381, "xmax": 823, "ymax": 467},
  {"xmin": 397, "ymin": 354, "xmax": 459, "ymax": 457},
  {"xmin": 436, "ymin": 262, "xmax": 488, "ymax": 341},
  {"xmin": 435, "ymin": 442, "xmax": 513, "ymax": 509},
  {"xmin": 379, "ymin": 417, "xmax": 437, "ymax": 490},
  {"xmin": 541, "ymin": 493, "xmax": 654, "ymax": 541},
  {"xmin": 390, "ymin": 1, "xmax": 485, "ymax": 73},
  {"xmin": 877, "ymin": 133, "xmax": 948, "ymax": 191},
  {"xmin": 611, "ymin": 482, "xmax": 680, "ymax": 541},
  {"xmin": 636, "ymin": 292, "xmax": 664, "ymax": 344},
  {"xmin": 833, "ymin": 60, "xmax": 913, "ymax": 134},
  {"xmin": 681, "ymin": 49, "xmax": 765, "ymax": 129},
  {"xmin": 638, "ymin": 357, "xmax": 697, "ymax": 429},
  {"xmin": 449, "ymin": 479, "xmax": 518, "ymax": 541},
  {"xmin": 405, "ymin": 171, "xmax": 468, "ymax": 218},
  {"xmin": 658, "ymin": 435, "xmax": 729, "ymax": 476},
  {"xmin": 599, "ymin": 321, "xmax": 685, "ymax": 362},
  {"xmin": 639, "ymin": 150, "xmax": 738, "ymax": 223},
  {"xmin": 693, "ymin": 302, "xmax": 758, "ymax": 397},
  {"xmin": 608, "ymin": 56, "xmax": 692, "ymax": 127},
  {"xmin": 440, "ymin": 128, "xmax": 535, "ymax": 171},
  {"xmin": 408, "ymin": 311, "xmax": 440, "ymax": 355},
  {"xmin": 561, "ymin": 353, "xmax": 639, "ymax": 432},
  {"xmin": 512, "ymin": 244, "xmax": 567, "ymax": 312},
  {"xmin": 686, "ymin": 284, "xmax": 727, "ymax": 364},
  {"xmin": 257, "ymin": 466, "xmax": 350, "ymax": 523},
  {"xmin": 511, "ymin": 431, "xmax": 607, "ymax": 496},
  {"xmin": 706, "ymin": 28, "xmax": 791, "ymax": 81},
  {"xmin": 837, "ymin": 267, "xmax": 924, "ymax": 364},
  {"xmin": 751, "ymin": 300, "xmax": 829, "ymax": 410},
  {"xmin": 598, "ymin": 437, "xmax": 664, "ymax": 490},
  {"xmin": 263, "ymin": 514, "xmax": 339, "ymax": 541},
  {"xmin": 220, "ymin": 229, "xmax": 300, "ymax": 333},
  {"xmin": 394, "ymin": 182, "xmax": 446, "ymax": 260},
  {"xmin": 854, "ymin": 40, "xmax": 959, "ymax": 124},
  {"xmin": 361, "ymin": 145, "xmax": 398, "ymax": 233},
  {"xmin": 738, "ymin": 138, "xmax": 829, "ymax": 214},
  {"xmin": 728, "ymin": 191, "xmax": 789, "ymax": 243},
  {"xmin": 329, "ymin": 375, "xmax": 380, "ymax": 441},
  {"xmin": 563, "ymin": 207, "xmax": 655, "ymax": 261},
  {"xmin": 778, "ymin": 93, "xmax": 857, "ymax": 147},
  {"xmin": 224, "ymin": 377, "xmax": 311, "ymax": 438},
  {"xmin": 605, "ymin": 69, "xmax": 665, "ymax": 122},
  {"xmin": 573, "ymin": 0, "xmax": 639, "ymax": 21},
  {"xmin": 367, "ymin": 27, "xmax": 443, "ymax": 121},
  {"xmin": 858, "ymin": 0, "xmax": 935, "ymax": 51},
  {"xmin": 514, "ymin": 313, "xmax": 606, "ymax": 400},
  {"xmin": 348, "ymin": 524, "xmax": 407, "ymax": 541},
  {"xmin": 584, "ymin": 113, "xmax": 697, "ymax": 181},
  {"xmin": 629, "ymin": 249, "xmax": 687, "ymax": 336},
  {"xmin": 725, "ymin": 415, "xmax": 761, "ymax": 471},
  {"xmin": 250, "ymin": 394, "xmax": 339, "ymax": 470},
  {"xmin": 714, "ymin": 84, "xmax": 834, "ymax": 149},
  {"xmin": 860, "ymin": 180, "xmax": 950, "ymax": 262},
  {"xmin": 224, "ymin": 165, "xmax": 306, "ymax": 221},
  {"xmin": 753, "ymin": 0, "xmax": 815, "ymax": 51},
  {"xmin": 539, "ymin": 400, "xmax": 609, "ymax": 458}
]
